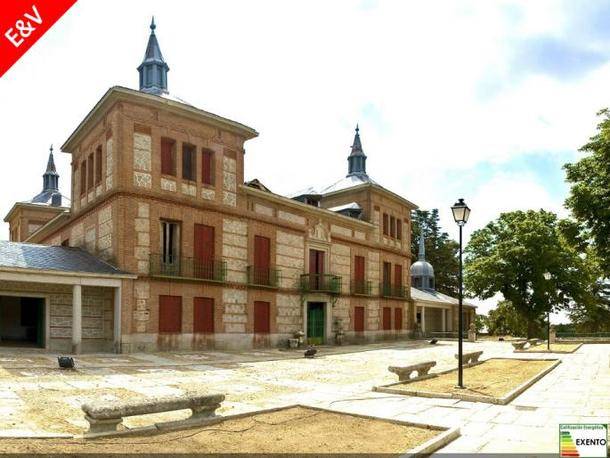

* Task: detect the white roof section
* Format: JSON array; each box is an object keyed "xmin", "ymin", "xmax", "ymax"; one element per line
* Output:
[
  {"xmin": 319, "ymin": 174, "xmax": 378, "ymax": 194},
  {"xmin": 159, "ymin": 91, "xmax": 193, "ymax": 106},
  {"xmin": 288, "ymin": 186, "xmax": 320, "ymax": 198},
  {"xmin": 328, "ymin": 202, "xmax": 362, "ymax": 212},
  {"xmin": 411, "ymin": 287, "xmax": 477, "ymax": 308}
]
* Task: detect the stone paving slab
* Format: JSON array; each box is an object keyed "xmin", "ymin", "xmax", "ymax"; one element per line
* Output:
[{"xmin": 0, "ymin": 341, "xmax": 607, "ymax": 453}]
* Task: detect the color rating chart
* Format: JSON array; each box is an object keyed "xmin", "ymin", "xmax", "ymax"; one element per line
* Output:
[{"xmin": 560, "ymin": 424, "xmax": 608, "ymax": 458}]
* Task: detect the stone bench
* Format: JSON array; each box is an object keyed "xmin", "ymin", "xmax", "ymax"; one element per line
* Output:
[
  {"xmin": 81, "ymin": 392, "xmax": 225, "ymax": 435},
  {"xmin": 388, "ymin": 361, "xmax": 436, "ymax": 381},
  {"xmin": 454, "ymin": 350, "xmax": 483, "ymax": 365},
  {"xmin": 527, "ymin": 338, "xmax": 542, "ymax": 346},
  {"xmin": 512, "ymin": 341, "xmax": 527, "ymax": 350}
]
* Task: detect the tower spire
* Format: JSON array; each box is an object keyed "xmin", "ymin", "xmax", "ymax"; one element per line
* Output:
[
  {"xmin": 43, "ymin": 145, "xmax": 59, "ymax": 191},
  {"xmin": 418, "ymin": 232, "xmax": 426, "ymax": 261},
  {"xmin": 137, "ymin": 16, "xmax": 169, "ymax": 95},
  {"xmin": 347, "ymin": 124, "xmax": 367, "ymax": 177}
]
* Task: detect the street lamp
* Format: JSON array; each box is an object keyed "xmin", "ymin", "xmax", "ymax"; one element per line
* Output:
[
  {"xmin": 544, "ymin": 272, "xmax": 552, "ymax": 351},
  {"xmin": 451, "ymin": 198, "xmax": 470, "ymax": 389}
]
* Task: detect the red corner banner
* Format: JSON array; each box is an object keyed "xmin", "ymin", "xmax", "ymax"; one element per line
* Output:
[{"xmin": 0, "ymin": 0, "xmax": 78, "ymax": 77}]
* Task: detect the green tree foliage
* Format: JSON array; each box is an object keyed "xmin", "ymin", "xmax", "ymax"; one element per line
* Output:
[
  {"xmin": 464, "ymin": 210, "xmax": 594, "ymax": 338},
  {"xmin": 411, "ymin": 209, "xmax": 459, "ymax": 296},
  {"xmin": 564, "ymin": 108, "xmax": 610, "ymax": 275},
  {"xmin": 474, "ymin": 314, "xmax": 489, "ymax": 334},
  {"xmin": 485, "ymin": 300, "xmax": 531, "ymax": 337}
]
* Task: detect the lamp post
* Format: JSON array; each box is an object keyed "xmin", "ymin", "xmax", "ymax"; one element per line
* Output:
[
  {"xmin": 544, "ymin": 272, "xmax": 552, "ymax": 351},
  {"xmin": 451, "ymin": 198, "xmax": 470, "ymax": 389}
]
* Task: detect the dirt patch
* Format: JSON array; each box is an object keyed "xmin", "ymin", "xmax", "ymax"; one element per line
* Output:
[
  {"xmin": 0, "ymin": 406, "xmax": 442, "ymax": 454},
  {"xmin": 520, "ymin": 343, "xmax": 581, "ymax": 353},
  {"xmin": 392, "ymin": 359, "xmax": 556, "ymax": 398}
]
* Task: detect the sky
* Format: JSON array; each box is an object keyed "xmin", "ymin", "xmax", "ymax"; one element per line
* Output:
[{"xmin": 1, "ymin": 0, "xmax": 609, "ymax": 319}]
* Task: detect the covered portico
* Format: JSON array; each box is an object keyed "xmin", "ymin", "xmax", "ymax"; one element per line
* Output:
[
  {"xmin": 0, "ymin": 242, "xmax": 135, "ymax": 353},
  {"xmin": 411, "ymin": 287, "xmax": 476, "ymax": 336}
]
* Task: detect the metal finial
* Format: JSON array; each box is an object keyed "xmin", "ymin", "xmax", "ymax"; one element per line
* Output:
[
  {"xmin": 150, "ymin": 16, "xmax": 156, "ymax": 32},
  {"xmin": 49, "ymin": 144, "xmax": 53, "ymax": 154},
  {"xmin": 355, "ymin": 123, "xmax": 359, "ymax": 133}
]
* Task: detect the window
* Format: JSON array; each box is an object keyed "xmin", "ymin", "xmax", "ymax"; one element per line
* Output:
[
  {"xmin": 253, "ymin": 235, "xmax": 271, "ymax": 285},
  {"xmin": 382, "ymin": 262, "xmax": 391, "ymax": 286},
  {"xmin": 390, "ymin": 216, "xmax": 396, "ymax": 238},
  {"xmin": 354, "ymin": 306, "xmax": 365, "ymax": 332},
  {"xmin": 394, "ymin": 264, "xmax": 403, "ymax": 288},
  {"xmin": 159, "ymin": 295, "xmax": 182, "ymax": 333},
  {"xmin": 95, "ymin": 146, "xmax": 102, "ymax": 185},
  {"xmin": 61, "ymin": 238, "xmax": 70, "ymax": 247},
  {"xmin": 80, "ymin": 161, "xmax": 86, "ymax": 196},
  {"xmin": 161, "ymin": 221, "xmax": 180, "ymax": 264},
  {"xmin": 161, "ymin": 138, "xmax": 176, "ymax": 176},
  {"xmin": 87, "ymin": 153, "xmax": 94, "ymax": 191},
  {"xmin": 193, "ymin": 297, "xmax": 214, "ymax": 333},
  {"xmin": 382, "ymin": 213, "xmax": 389, "ymax": 235},
  {"xmin": 182, "ymin": 143, "xmax": 196, "ymax": 181},
  {"xmin": 382, "ymin": 307, "xmax": 391, "ymax": 330},
  {"xmin": 254, "ymin": 301, "xmax": 270, "ymax": 334},
  {"xmin": 397, "ymin": 219, "xmax": 402, "ymax": 240},
  {"xmin": 201, "ymin": 149, "xmax": 214, "ymax": 185},
  {"xmin": 394, "ymin": 308, "xmax": 403, "ymax": 330},
  {"xmin": 194, "ymin": 224, "xmax": 215, "ymax": 278}
]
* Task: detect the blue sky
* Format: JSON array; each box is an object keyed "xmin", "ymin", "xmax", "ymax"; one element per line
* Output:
[{"xmin": 1, "ymin": 0, "xmax": 609, "ymax": 316}]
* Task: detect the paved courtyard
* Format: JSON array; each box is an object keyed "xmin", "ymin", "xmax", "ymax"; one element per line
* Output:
[{"xmin": 0, "ymin": 340, "xmax": 607, "ymax": 453}]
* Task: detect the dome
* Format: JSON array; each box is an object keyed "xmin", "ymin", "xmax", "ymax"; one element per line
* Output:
[{"xmin": 411, "ymin": 260, "xmax": 434, "ymax": 277}]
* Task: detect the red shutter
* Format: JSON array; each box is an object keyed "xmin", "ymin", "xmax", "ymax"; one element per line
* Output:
[
  {"xmin": 194, "ymin": 224, "xmax": 215, "ymax": 278},
  {"xmin": 194, "ymin": 297, "xmax": 214, "ymax": 333},
  {"xmin": 383, "ymin": 214, "xmax": 389, "ymax": 235},
  {"xmin": 394, "ymin": 308, "xmax": 403, "ymax": 330},
  {"xmin": 254, "ymin": 236, "xmax": 270, "ymax": 284},
  {"xmin": 316, "ymin": 251, "xmax": 325, "ymax": 274},
  {"xmin": 382, "ymin": 307, "xmax": 391, "ymax": 330},
  {"xmin": 394, "ymin": 264, "xmax": 403, "ymax": 288},
  {"xmin": 202, "ymin": 149, "xmax": 213, "ymax": 185},
  {"xmin": 95, "ymin": 146, "xmax": 102, "ymax": 184},
  {"xmin": 159, "ymin": 295, "xmax": 182, "ymax": 333},
  {"xmin": 309, "ymin": 250, "xmax": 317, "ymax": 274},
  {"xmin": 397, "ymin": 219, "xmax": 402, "ymax": 240},
  {"xmin": 390, "ymin": 216, "xmax": 395, "ymax": 238},
  {"xmin": 354, "ymin": 256, "xmax": 365, "ymax": 282},
  {"xmin": 161, "ymin": 138, "xmax": 175, "ymax": 176},
  {"xmin": 354, "ymin": 306, "xmax": 365, "ymax": 332},
  {"xmin": 254, "ymin": 301, "xmax": 270, "ymax": 334}
]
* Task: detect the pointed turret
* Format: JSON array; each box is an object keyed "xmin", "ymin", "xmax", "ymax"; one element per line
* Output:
[
  {"xmin": 411, "ymin": 230, "xmax": 435, "ymax": 291},
  {"xmin": 347, "ymin": 124, "xmax": 367, "ymax": 177},
  {"xmin": 137, "ymin": 17, "xmax": 169, "ymax": 95},
  {"xmin": 31, "ymin": 145, "xmax": 62, "ymax": 206}
]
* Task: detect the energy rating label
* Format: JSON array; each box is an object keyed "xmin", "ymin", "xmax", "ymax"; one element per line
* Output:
[{"xmin": 560, "ymin": 424, "xmax": 608, "ymax": 457}]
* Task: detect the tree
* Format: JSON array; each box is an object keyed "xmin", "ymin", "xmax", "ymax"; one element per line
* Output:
[
  {"xmin": 411, "ymin": 209, "xmax": 459, "ymax": 296},
  {"xmin": 564, "ymin": 108, "xmax": 610, "ymax": 275},
  {"xmin": 486, "ymin": 300, "xmax": 531, "ymax": 337},
  {"xmin": 464, "ymin": 210, "xmax": 594, "ymax": 338}
]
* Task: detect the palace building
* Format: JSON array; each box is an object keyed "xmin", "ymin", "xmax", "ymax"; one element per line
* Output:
[{"xmin": 1, "ymin": 19, "xmax": 475, "ymax": 353}]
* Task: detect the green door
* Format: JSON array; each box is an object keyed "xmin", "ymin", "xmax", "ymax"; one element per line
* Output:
[{"xmin": 307, "ymin": 303, "xmax": 325, "ymax": 345}]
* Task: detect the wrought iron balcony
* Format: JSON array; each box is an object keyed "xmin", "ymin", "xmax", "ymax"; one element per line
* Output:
[
  {"xmin": 150, "ymin": 254, "xmax": 226, "ymax": 282},
  {"xmin": 351, "ymin": 280, "xmax": 373, "ymax": 296},
  {"xmin": 247, "ymin": 266, "xmax": 280, "ymax": 288},
  {"xmin": 380, "ymin": 283, "xmax": 408, "ymax": 298},
  {"xmin": 300, "ymin": 273, "xmax": 342, "ymax": 294}
]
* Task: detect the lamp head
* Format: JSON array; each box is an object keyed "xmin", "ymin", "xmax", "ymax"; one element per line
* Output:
[{"xmin": 451, "ymin": 198, "xmax": 471, "ymax": 226}]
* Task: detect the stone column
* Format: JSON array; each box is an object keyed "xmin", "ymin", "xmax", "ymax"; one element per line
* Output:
[
  {"xmin": 442, "ymin": 309, "xmax": 446, "ymax": 332},
  {"xmin": 72, "ymin": 284, "xmax": 82, "ymax": 354},
  {"xmin": 549, "ymin": 325, "xmax": 556, "ymax": 344},
  {"xmin": 421, "ymin": 307, "xmax": 426, "ymax": 335},
  {"xmin": 113, "ymin": 286, "xmax": 122, "ymax": 353}
]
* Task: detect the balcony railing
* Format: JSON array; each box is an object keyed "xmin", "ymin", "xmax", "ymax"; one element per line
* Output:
[
  {"xmin": 380, "ymin": 283, "xmax": 408, "ymax": 298},
  {"xmin": 247, "ymin": 266, "xmax": 280, "ymax": 288},
  {"xmin": 351, "ymin": 280, "xmax": 373, "ymax": 296},
  {"xmin": 300, "ymin": 273, "xmax": 342, "ymax": 294},
  {"xmin": 150, "ymin": 254, "xmax": 226, "ymax": 282}
]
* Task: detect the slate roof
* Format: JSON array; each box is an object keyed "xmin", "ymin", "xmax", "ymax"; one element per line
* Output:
[
  {"xmin": 411, "ymin": 287, "xmax": 476, "ymax": 308},
  {"xmin": 0, "ymin": 241, "xmax": 130, "ymax": 276}
]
